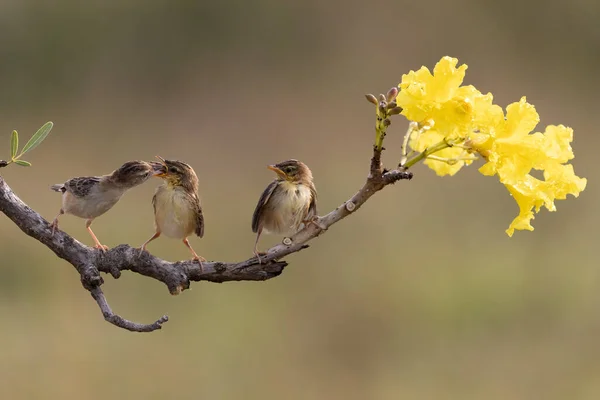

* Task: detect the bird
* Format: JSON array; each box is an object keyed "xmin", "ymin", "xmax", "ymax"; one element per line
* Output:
[
  {"xmin": 50, "ymin": 160, "xmax": 155, "ymax": 250},
  {"xmin": 140, "ymin": 156, "xmax": 205, "ymax": 266},
  {"xmin": 252, "ymin": 159, "xmax": 318, "ymax": 263}
]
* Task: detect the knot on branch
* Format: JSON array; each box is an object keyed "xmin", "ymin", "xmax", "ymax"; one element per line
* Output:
[
  {"xmin": 383, "ymin": 170, "xmax": 413, "ymax": 185},
  {"xmin": 346, "ymin": 201, "xmax": 356, "ymax": 212},
  {"xmin": 80, "ymin": 264, "xmax": 103, "ymax": 291}
]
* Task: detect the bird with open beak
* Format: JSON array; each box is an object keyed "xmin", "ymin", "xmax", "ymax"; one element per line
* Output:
[
  {"xmin": 50, "ymin": 160, "xmax": 155, "ymax": 250},
  {"xmin": 140, "ymin": 156, "xmax": 206, "ymax": 266},
  {"xmin": 251, "ymin": 159, "xmax": 317, "ymax": 263}
]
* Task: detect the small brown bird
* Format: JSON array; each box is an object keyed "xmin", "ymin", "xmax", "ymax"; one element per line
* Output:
[
  {"xmin": 140, "ymin": 156, "xmax": 205, "ymax": 264},
  {"xmin": 50, "ymin": 160, "xmax": 155, "ymax": 250},
  {"xmin": 252, "ymin": 159, "xmax": 317, "ymax": 262}
]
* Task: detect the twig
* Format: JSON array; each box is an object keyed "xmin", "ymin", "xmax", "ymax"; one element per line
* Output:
[
  {"xmin": 0, "ymin": 144, "xmax": 412, "ymax": 332},
  {"xmin": 90, "ymin": 286, "xmax": 168, "ymax": 333}
]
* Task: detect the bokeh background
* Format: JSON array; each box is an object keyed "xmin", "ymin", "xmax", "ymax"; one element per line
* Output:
[{"xmin": 0, "ymin": 0, "xmax": 598, "ymax": 398}]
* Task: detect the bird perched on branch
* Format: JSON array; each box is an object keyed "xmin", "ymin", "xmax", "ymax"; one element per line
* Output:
[
  {"xmin": 140, "ymin": 156, "xmax": 205, "ymax": 266},
  {"xmin": 50, "ymin": 160, "xmax": 155, "ymax": 250},
  {"xmin": 252, "ymin": 159, "xmax": 318, "ymax": 263}
]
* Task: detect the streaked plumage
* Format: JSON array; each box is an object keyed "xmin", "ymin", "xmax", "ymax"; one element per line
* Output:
[
  {"xmin": 252, "ymin": 159, "xmax": 317, "ymax": 262},
  {"xmin": 140, "ymin": 156, "xmax": 205, "ymax": 265},
  {"xmin": 50, "ymin": 160, "xmax": 155, "ymax": 250}
]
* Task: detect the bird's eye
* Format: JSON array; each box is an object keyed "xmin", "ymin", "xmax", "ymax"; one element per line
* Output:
[
  {"xmin": 169, "ymin": 167, "xmax": 178, "ymax": 174},
  {"xmin": 284, "ymin": 166, "xmax": 293, "ymax": 174}
]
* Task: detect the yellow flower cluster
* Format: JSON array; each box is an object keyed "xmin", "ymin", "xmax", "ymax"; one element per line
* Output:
[{"xmin": 396, "ymin": 56, "xmax": 586, "ymax": 236}]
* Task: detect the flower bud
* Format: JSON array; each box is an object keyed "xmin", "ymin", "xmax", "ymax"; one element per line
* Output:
[
  {"xmin": 365, "ymin": 94, "xmax": 378, "ymax": 105},
  {"xmin": 386, "ymin": 87, "xmax": 399, "ymax": 102}
]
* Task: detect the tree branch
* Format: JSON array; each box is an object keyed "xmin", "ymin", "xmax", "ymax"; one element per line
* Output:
[
  {"xmin": 90, "ymin": 286, "xmax": 168, "ymax": 332},
  {"xmin": 0, "ymin": 145, "xmax": 412, "ymax": 332}
]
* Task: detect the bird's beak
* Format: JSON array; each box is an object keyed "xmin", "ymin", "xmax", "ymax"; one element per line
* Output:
[
  {"xmin": 267, "ymin": 165, "xmax": 286, "ymax": 179},
  {"xmin": 151, "ymin": 157, "xmax": 167, "ymax": 177}
]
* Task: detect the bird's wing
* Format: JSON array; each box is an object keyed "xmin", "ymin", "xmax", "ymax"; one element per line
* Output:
[
  {"xmin": 252, "ymin": 180, "xmax": 279, "ymax": 233},
  {"xmin": 151, "ymin": 190, "xmax": 158, "ymax": 215},
  {"xmin": 65, "ymin": 177, "xmax": 102, "ymax": 197},
  {"xmin": 192, "ymin": 195, "xmax": 204, "ymax": 238},
  {"xmin": 307, "ymin": 183, "xmax": 318, "ymax": 219}
]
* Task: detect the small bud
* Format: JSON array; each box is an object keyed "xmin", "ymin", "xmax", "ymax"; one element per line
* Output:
[
  {"xmin": 388, "ymin": 107, "xmax": 403, "ymax": 115},
  {"xmin": 345, "ymin": 201, "xmax": 356, "ymax": 212},
  {"xmin": 383, "ymin": 119, "xmax": 391, "ymax": 127},
  {"xmin": 378, "ymin": 103, "xmax": 387, "ymax": 114},
  {"xmin": 386, "ymin": 87, "xmax": 399, "ymax": 102},
  {"xmin": 0, "ymin": 160, "xmax": 8, "ymax": 168},
  {"xmin": 283, "ymin": 237, "xmax": 293, "ymax": 246},
  {"xmin": 365, "ymin": 94, "xmax": 378, "ymax": 105},
  {"xmin": 378, "ymin": 94, "xmax": 386, "ymax": 103},
  {"xmin": 386, "ymin": 101, "xmax": 397, "ymax": 109}
]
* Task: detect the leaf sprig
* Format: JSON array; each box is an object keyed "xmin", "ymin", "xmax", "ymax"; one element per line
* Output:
[{"xmin": 6, "ymin": 121, "xmax": 53, "ymax": 167}]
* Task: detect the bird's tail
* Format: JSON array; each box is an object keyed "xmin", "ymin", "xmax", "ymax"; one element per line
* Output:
[{"xmin": 50, "ymin": 184, "xmax": 66, "ymax": 193}]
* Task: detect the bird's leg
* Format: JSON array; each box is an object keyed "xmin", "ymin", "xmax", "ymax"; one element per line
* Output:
[
  {"xmin": 139, "ymin": 231, "xmax": 161, "ymax": 255},
  {"xmin": 183, "ymin": 238, "xmax": 205, "ymax": 271},
  {"xmin": 85, "ymin": 219, "xmax": 109, "ymax": 251},
  {"xmin": 50, "ymin": 209, "xmax": 64, "ymax": 235},
  {"xmin": 253, "ymin": 229, "xmax": 267, "ymax": 264}
]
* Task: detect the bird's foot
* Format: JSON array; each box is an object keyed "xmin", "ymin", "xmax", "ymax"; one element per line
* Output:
[
  {"xmin": 192, "ymin": 255, "xmax": 206, "ymax": 272},
  {"xmin": 50, "ymin": 220, "xmax": 59, "ymax": 236},
  {"xmin": 94, "ymin": 243, "xmax": 109, "ymax": 252},
  {"xmin": 254, "ymin": 251, "xmax": 267, "ymax": 264},
  {"xmin": 306, "ymin": 216, "xmax": 327, "ymax": 231},
  {"xmin": 136, "ymin": 246, "xmax": 146, "ymax": 258}
]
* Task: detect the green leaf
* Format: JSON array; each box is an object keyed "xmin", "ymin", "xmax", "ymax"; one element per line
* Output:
[
  {"xmin": 20, "ymin": 121, "xmax": 53, "ymax": 156},
  {"xmin": 10, "ymin": 130, "xmax": 18, "ymax": 159},
  {"xmin": 14, "ymin": 160, "xmax": 32, "ymax": 167}
]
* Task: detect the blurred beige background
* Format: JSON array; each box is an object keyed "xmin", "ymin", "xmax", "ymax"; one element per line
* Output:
[{"xmin": 0, "ymin": 0, "xmax": 598, "ymax": 398}]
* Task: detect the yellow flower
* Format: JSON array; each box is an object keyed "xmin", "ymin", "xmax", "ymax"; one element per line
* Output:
[
  {"xmin": 398, "ymin": 56, "xmax": 499, "ymax": 177},
  {"xmin": 477, "ymin": 98, "xmax": 542, "ymax": 181},
  {"xmin": 469, "ymin": 98, "xmax": 587, "ymax": 235},
  {"xmin": 504, "ymin": 163, "xmax": 586, "ymax": 236},
  {"xmin": 398, "ymin": 56, "xmax": 484, "ymax": 141},
  {"xmin": 409, "ymin": 128, "xmax": 467, "ymax": 176},
  {"xmin": 397, "ymin": 56, "xmax": 587, "ymax": 236}
]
